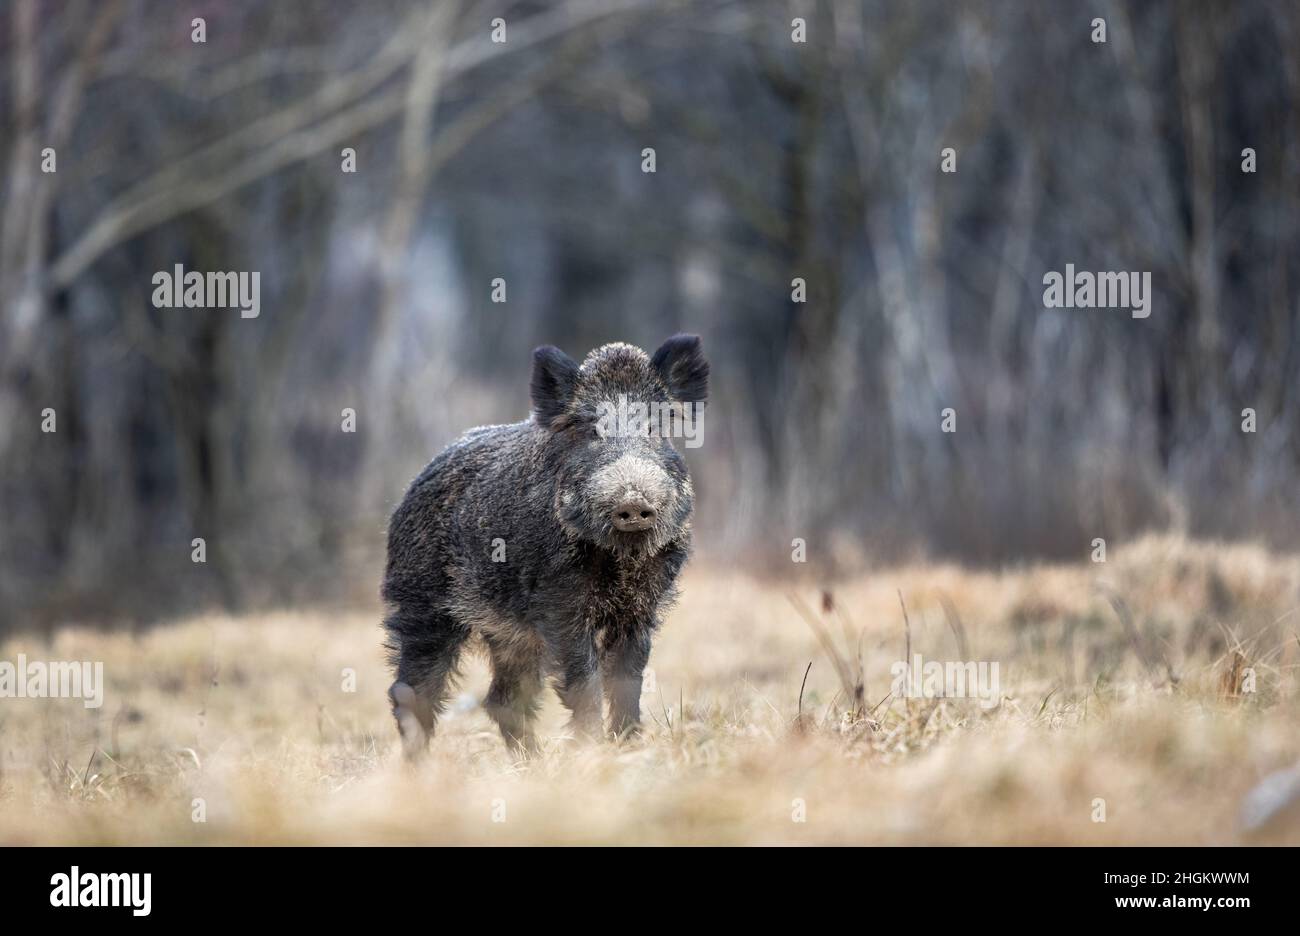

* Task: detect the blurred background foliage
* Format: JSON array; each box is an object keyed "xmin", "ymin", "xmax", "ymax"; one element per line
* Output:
[{"xmin": 2, "ymin": 0, "xmax": 1299, "ymax": 628}]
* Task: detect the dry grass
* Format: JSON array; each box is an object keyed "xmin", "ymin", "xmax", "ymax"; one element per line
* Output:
[{"xmin": 3, "ymin": 534, "xmax": 1300, "ymax": 845}]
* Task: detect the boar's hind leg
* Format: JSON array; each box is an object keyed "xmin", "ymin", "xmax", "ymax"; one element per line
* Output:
[
  {"xmin": 384, "ymin": 608, "xmax": 469, "ymax": 760},
  {"xmin": 483, "ymin": 639, "xmax": 543, "ymax": 756},
  {"xmin": 388, "ymin": 681, "xmax": 430, "ymax": 761}
]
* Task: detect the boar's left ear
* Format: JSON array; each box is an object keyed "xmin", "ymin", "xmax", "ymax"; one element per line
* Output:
[
  {"xmin": 531, "ymin": 345, "xmax": 580, "ymax": 428},
  {"xmin": 651, "ymin": 333, "xmax": 709, "ymax": 404}
]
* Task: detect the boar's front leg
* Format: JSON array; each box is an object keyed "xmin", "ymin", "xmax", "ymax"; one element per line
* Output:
[
  {"xmin": 483, "ymin": 637, "xmax": 543, "ymax": 756},
  {"xmin": 551, "ymin": 630, "xmax": 604, "ymax": 741},
  {"xmin": 603, "ymin": 632, "xmax": 651, "ymax": 740}
]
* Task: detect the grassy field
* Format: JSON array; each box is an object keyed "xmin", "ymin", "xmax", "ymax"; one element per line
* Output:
[{"xmin": 3, "ymin": 535, "xmax": 1299, "ymax": 845}]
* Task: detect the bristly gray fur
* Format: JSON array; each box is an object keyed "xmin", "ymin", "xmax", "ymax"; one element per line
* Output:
[{"xmin": 382, "ymin": 334, "xmax": 708, "ymax": 757}]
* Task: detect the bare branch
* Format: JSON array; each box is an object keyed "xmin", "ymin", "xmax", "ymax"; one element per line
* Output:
[{"xmin": 48, "ymin": 0, "xmax": 653, "ymax": 290}]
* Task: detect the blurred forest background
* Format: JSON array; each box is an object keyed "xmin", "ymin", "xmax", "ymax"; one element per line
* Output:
[{"xmin": 2, "ymin": 0, "xmax": 1300, "ymax": 629}]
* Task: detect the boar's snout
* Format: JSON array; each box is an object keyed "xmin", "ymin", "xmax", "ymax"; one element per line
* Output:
[
  {"xmin": 612, "ymin": 497, "xmax": 657, "ymax": 532},
  {"xmin": 589, "ymin": 453, "xmax": 677, "ymax": 539}
]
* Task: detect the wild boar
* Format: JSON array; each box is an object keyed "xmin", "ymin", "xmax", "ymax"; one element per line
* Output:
[{"xmin": 383, "ymin": 335, "xmax": 708, "ymax": 758}]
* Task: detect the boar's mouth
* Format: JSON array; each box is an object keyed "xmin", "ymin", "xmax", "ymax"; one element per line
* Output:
[
  {"xmin": 613, "ymin": 524, "xmax": 654, "ymax": 538},
  {"xmin": 604, "ymin": 526, "xmax": 669, "ymax": 560}
]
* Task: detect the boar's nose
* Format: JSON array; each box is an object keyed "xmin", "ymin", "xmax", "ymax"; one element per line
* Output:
[{"xmin": 612, "ymin": 498, "xmax": 656, "ymax": 532}]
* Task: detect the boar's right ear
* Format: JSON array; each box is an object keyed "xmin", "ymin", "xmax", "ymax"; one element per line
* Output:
[{"xmin": 530, "ymin": 345, "xmax": 580, "ymax": 428}]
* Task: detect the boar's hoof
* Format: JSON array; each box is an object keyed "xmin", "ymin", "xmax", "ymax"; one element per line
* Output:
[{"xmin": 389, "ymin": 680, "xmax": 429, "ymax": 762}]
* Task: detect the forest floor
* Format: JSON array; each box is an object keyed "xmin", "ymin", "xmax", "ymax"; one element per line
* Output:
[{"xmin": 3, "ymin": 534, "xmax": 1300, "ymax": 845}]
